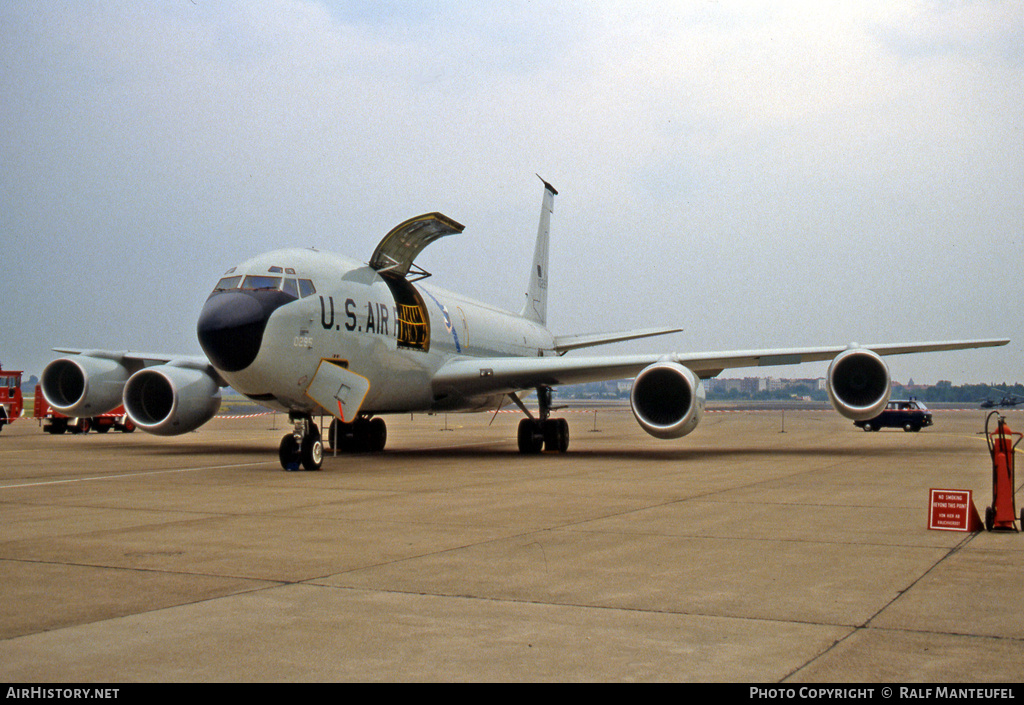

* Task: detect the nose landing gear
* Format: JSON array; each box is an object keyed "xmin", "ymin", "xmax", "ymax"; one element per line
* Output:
[{"xmin": 279, "ymin": 413, "xmax": 323, "ymax": 471}]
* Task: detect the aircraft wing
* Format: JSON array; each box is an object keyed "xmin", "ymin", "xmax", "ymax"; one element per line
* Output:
[
  {"xmin": 52, "ymin": 348, "xmax": 226, "ymax": 384},
  {"xmin": 431, "ymin": 339, "xmax": 1009, "ymax": 398}
]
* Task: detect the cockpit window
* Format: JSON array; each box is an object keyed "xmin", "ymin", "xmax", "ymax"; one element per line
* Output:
[
  {"xmin": 242, "ymin": 275, "xmax": 282, "ymax": 290},
  {"xmin": 214, "ymin": 276, "xmax": 242, "ymax": 291},
  {"xmin": 212, "ymin": 271, "xmax": 317, "ymax": 298}
]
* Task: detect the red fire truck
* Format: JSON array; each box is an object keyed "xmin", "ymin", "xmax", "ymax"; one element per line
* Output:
[
  {"xmin": 33, "ymin": 384, "xmax": 135, "ymax": 434},
  {"xmin": 0, "ymin": 364, "xmax": 24, "ymax": 433}
]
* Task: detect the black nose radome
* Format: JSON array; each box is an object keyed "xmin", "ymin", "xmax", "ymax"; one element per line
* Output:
[{"xmin": 197, "ymin": 290, "xmax": 293, "ymax": 372}]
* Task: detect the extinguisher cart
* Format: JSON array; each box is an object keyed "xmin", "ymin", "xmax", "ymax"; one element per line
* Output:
[{"xmin": 984, "ymin": 411, "xmax": 1023, "ymax": 532}]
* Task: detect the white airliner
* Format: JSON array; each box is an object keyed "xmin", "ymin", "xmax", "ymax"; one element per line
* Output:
[{"xmin": 41, "ymin": 179, "xmax": 1007, "ymax": 470}]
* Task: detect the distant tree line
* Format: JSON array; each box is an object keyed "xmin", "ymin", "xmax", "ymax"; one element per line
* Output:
[
  {"xmin": 712, "ymin": 381, "xmax": 1024, "ymax": 404},
  {"xmin": 906, "ymin": 381, "xmax": 1024, "ymax": 405}
]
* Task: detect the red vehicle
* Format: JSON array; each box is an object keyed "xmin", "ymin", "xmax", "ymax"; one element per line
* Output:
[
  {"xmin": 0, "ymin": 365, "xmax": 24, "ymax": 433},
  {"xmin": 34, "ymin": 384, "xmax": 135, "ymax": 434}
]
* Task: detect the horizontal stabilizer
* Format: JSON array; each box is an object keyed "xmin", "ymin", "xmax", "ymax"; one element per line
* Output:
[{"xmin": 553, "ymin": 327, "xmax": 683, "ymax": 354}]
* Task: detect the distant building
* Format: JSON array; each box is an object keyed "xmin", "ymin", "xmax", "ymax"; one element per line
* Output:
[{"xmin": 707, "ymin": 376, "xmax": 823, "ymax": 394}]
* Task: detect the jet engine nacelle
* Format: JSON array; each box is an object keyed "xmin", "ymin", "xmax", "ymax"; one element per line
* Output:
[
  {"xmin": 826, "ymin": 347, "xmax": 891, "ymax": 421},
  {"xmin": 40, "ymin": 353, "xmax": 130, "ymax": 417},
  {"xmin": 630, "ymin": 361, "xmax": 706, "ymax": 439},
  {"xmin": 123, "ymin": 365, "xmax": 221, "ymax": 436}
]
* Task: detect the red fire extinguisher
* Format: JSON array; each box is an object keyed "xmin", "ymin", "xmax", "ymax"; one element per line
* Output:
[{"xmin": 985, "ymin": 411, "xmax": 1023, "ymax": 532}]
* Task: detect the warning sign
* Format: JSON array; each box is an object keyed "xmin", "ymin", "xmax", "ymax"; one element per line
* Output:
[{"xmin": 928, "ymin": 489, "xmax": 982, "ymax": 532}]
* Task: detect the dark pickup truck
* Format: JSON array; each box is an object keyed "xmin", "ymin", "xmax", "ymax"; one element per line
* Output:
[{"xmin": 854, "ymin": 400, "xmax": 933, "ymax": 432}]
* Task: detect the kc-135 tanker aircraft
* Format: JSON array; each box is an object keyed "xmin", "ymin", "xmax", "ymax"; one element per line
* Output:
[{"xmin": 42, "ymin": 179, "xmax": 1008, "ymax": 470}]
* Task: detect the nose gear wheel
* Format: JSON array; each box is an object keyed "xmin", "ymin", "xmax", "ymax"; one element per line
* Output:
[{"xmin": 279, "ymin": 414, "xmax": 323, "ymax": 471}]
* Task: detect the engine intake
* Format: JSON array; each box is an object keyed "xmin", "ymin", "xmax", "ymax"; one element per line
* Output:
[
  {"xmin": 827, "ymin": 348, "xmax": 891, "ymax": 421},
  {"xmin": 40, "ymin": 354, "xmax": 130, "ymax": 417},
  {"xmin": 630, "ymin": 361, "xmax": 705, "ymax": 439},
  {"xmin": 123, "ymin": 365, "xmax": 221, "ymax": 436}
]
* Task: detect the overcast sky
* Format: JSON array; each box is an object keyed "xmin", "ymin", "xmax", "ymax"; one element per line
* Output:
[{"xmin": 2, "ymin": 1, "xmax": 1022, "ymax": 385}]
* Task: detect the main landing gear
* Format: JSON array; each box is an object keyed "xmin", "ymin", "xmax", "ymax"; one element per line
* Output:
[
  {"xmin": 328, "ymin": 416, "xmax": 387, "ymax": 454},
  {"xmin": 278, "ymin": 413, "xmax": 390, "ymax": 471},
  {"xmin": 513, "ymin": 386, "xmax": 570, "ymax": 454}
]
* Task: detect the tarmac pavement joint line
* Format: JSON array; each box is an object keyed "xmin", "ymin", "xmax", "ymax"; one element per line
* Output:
[
  {"xmin": 0, "ymin": 460, "xmax": 278, "ymax": 490},
  {"xmin": 781, "ymin": 530, "xmax": 981, "ymax": 681}
]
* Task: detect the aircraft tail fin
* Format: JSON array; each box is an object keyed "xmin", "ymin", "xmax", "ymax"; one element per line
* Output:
[{"xmin": 521, "ymin": 177, "xmax": 557, "ymax": 325}]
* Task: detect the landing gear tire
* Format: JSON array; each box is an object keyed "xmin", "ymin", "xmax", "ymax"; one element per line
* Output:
[
  {"xmin": 517, "ymin": 418, "xmax": 569, "ymax": 454},
  {"xmin": 328, "ymin": 416, "xmax": 387, "ymax": 453},
  {"xmin": 301, "ymin": 428, "xmax": 323, "ymax": 471},
  {"xmin": 279, "ymin": 434, "xmax": 301, "ymax": 471},
  {"xmin": 543, "ymin": 418, "xmax": 569, "ymax": 453},
  {"xmin": 367, "ymin": 417, "xmax": 387, "ymax": 452},
  {"xmin": 518, "ymin": 419, "xmax": 543, "ymax": 454}
]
